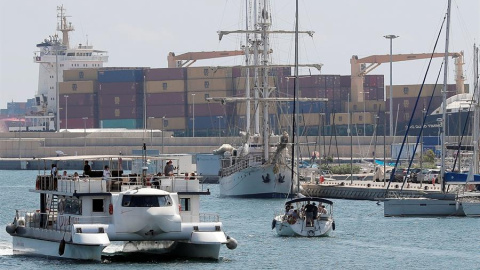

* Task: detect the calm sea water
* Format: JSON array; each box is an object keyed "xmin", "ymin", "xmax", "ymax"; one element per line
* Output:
[{"xmin": 0, "ymin": 170, "xmax": 479, "ymax": 270}]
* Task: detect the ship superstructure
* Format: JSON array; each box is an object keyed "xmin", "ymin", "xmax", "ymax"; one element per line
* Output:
[{"xmin": 32, "ymin": 5, "xmax": 108, "ymax": 131}]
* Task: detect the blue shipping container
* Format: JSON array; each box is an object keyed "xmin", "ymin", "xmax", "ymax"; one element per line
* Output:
[
  {"xmin": 101, "ymin": 119, "xmax": 138, "ymax": 129},
  {"xmin": 98, "ymin": 69, "xmax": 145, "ymax": 83},
  {"xmin": 187, "ymin": 116, "xmax": 226, "ymax": 129}
]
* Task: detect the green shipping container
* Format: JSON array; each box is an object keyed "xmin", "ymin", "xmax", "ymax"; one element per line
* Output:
[{"xmin": 101, "ymin": 119, "xmax": 139, "ymax": 129}]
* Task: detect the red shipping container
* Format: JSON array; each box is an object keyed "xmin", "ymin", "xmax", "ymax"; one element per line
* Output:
[
  {"xmin": 98, "ymin": 94, "xmax": 139, "ymax": 107},
  {"xmin": 63, "ymin": 105, "xmax": 97, "ymax": 118},
  {"xmin": 60, "ymin": 117, "xmax": 97, "ymax": 129},
  {"xmin": 144, "ymin": 68, "xmax": 186, "ymax": 81},
  {"xmin": 146, "ymin": 92, "xmax": 186, "ymax": 106},
  {"xmin": 59, "ymin": 93, "xmax": 96, "ymax": 107},
  {"xmin": 188, "ymin": 103, "xmax": 226, "ymax": 117},
  {"xmin": 98, "ymin": 106, "xmax": 141, "ymax": 119},
  {"xmin": 340, "ymin": 76, "xmax": 351, "ymax": 87},
  {"xmin": 147, "ymin": 105, "xmax": 186, "ymax": 118},
  {"xmin": 98, "ymin": 82, "xmax": 143, "ymax": 95}
]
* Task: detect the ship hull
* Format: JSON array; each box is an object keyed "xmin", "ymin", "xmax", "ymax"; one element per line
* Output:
[
  {"xmin": 383, "ymin": 198, "xmax": 465, "ymax": 217},
  {"xmin": 219, "ymin": 164, "xmax": 294, "ymax": 198}
]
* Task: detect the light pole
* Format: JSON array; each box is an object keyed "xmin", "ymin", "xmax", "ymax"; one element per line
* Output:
[
  {"xmin": 384, "ymin": 34, "xmax": 399, "ymax": 136},
  {"xmin": 64, "ymin": 95, "xmax": 69, "ymax": 131},
  {"xmin": 217, "ymin": 116, "xmax": 223, "ymax": 137},
  {"xmin": 191, "ymin": 93, "xmax": 195, "ymax": 137},
  {"xmin": 82, "ymin": 117, "xmax": 88, "ymax": 148},
  {"xmin": 161, "ymin": 116, "xmax": 166, "ymax": 154},
  {"xmin": 148, "ymin": 117, "xmax": 155, "ymax": 147}
]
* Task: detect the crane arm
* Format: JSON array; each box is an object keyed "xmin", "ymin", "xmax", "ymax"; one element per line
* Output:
[
  {"xmin": 168, "ymin": 51, "xmax": 246, "ymax": 68},
  {"xmin": 355, "ymin": 52, "xmax": 460, "ymax": 64}
]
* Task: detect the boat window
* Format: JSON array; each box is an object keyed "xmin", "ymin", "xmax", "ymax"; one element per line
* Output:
[
  {"xmin": 121, "ymin": 195, "xmax": 172, "ymax": 207},
  {"xmin": 180, "ymin": 198, "xmax": 190, "ymax": 211},
  {"xmin": 64, "ymin": 198, "xmax": 82, "ymax": 215},
  {"xmin": 92, "ymin": 199, "xmax": 104, "ymax": 212}
]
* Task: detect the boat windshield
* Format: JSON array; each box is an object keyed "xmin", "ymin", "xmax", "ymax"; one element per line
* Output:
[{"xmin": 121, "ymin": 195, "xmax": 172, "ymax": 207}]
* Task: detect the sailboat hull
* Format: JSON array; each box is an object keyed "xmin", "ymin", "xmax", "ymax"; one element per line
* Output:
[
  {"xmin": 219, "ymin": 164, "xmax": 294, "ymax": 198},
  {"xmin": 383, "ymin": 198, "xmax": 465, "ymax": 217}
]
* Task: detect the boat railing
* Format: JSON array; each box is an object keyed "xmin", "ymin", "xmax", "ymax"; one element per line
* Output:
[
  {"xmin": 14, "ymin": 210, "xmax": 111, "ymax": 232},
  {"xmin": 220, "ymin": 154, "xmax": 263, "ymax": 177}
]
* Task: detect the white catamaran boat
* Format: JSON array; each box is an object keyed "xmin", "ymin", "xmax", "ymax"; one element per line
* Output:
[
  {"xmin": 211, "ymin": 0, "xmax": 323, "ymax": 198},
  {"xmin": 5, "ymin": 155, "xmax": 237, "ymax": 261}
]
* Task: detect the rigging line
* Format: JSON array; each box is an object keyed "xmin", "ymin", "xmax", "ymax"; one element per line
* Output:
[{"xmin": 390, "ymin": 13, "xmax": 447, "ymax": 191}]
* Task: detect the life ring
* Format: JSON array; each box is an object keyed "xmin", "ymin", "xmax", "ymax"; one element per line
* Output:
[
  {"xmin": 307, "ymin": 230, "xmax": 315, "ymax": 237},
  {"xmin": 108, "ymin": 203, "xmax": 113, "ymax": 215}
]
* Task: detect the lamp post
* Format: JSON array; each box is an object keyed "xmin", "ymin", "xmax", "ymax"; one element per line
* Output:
[
  {"xmin": 64, "ymin": 95, "xmax": 69, "ymax": 131},
  {"xmin": 191, "ymin": 93, "xmax": 195, "ymax": 137},
  {"xmin": 384, "ymin": 34, "xmax": 399, "ymax": 136},
  {"xmin": 148, "ymin": 116, "xmax": 155, "ymax": 147},
  {"xmin": 217, "ymin": 116, "xmax": 223, "ymax": 137},
  {"xmin": 161, "ymin": 116, "xmax": 166, "ymax": 154},
  {"xmin": 82, "ymin": 117, "xmax": 88, "ymax": 148}
]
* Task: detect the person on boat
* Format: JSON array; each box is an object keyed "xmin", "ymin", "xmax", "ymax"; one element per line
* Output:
[
  {"xmin": 312, "ymin": 202, "xmax": 318, "ymax": 220},
  {"xmin": 164, "ymin": 160, "xmax": 174, "ymax": 176},
  {"xmin": 304, "ymin": 201, "xmax": 315, "ymax": 226},
  {"xmin": 291, "ymin": 209, "xmax": 299, "ymax": 219},
  {"xmin": 50, "ymin": 164, "xmax": 57, "ymax": 178},
  {"xmin": 285, "ymin": 203, "xmax": 292, "ymax": 214},
  {"xmin": 319, "ymin": 204, "xmax": 327, "ymax": 215},
  {"xmin": 73, "ymin": 172, "xmax": 79, "ymax": 181},
  {"xmin": 61, "ymin": 170, "xmax": 68, "ymax": 180},
  {"xmin": 152, "ymin": 172, "xmax": 162, "ymax": 189},
  {"xmin": 83, "ymin": 160, "xmax": 91, "ymax": 176},
  {"xmin": 103, "ymin": 165, "xmax": 112, "ymax": 191}
]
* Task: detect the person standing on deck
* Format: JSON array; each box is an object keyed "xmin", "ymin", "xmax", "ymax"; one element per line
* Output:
[{"xmin": 83, "ymin": 161, "xmax": 91, "ymax": 176}]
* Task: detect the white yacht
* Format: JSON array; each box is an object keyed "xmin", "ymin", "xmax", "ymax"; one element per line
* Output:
[
  {"xmin": 5, "ymin": 155, "xmax": 237, "ymax": 261},
  {"xmin": 272, "ymin": 197, "xmax": 335, "ymax": 237}
]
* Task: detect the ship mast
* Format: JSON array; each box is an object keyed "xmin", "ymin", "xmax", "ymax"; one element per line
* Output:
[{"xmin": 57, "ymin": 5, "xmax": 74, "ymax": 49}]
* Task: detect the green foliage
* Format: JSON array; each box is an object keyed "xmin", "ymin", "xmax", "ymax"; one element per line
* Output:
[{"xmin": 422, "ymin": 149, "xmax": 435, "ymax": 163}]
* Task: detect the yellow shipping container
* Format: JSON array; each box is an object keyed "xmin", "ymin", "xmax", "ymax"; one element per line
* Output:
[
  {"xmin": 150, "ymin": 117, "xmax": 186, "ymax": 130},
  {"xmin": 233, "ymin": 77, "xmax": 276, "ymax": 90},
  {"xmin": 389, "ymin": 84, "xmax": 447, "ymax": 99},
  {"xmin": 187, "ymin": 78, "xmax": 233, "ymax": 91},
  {"xmin": 347, "ymin": 101, "xmax": 385, "ymax": 112},
  {"xmin": 279, "ymin": 113, "xmax": 326, "ymax": 127},
  {"xmin": 146, "ymin": 80, "xmax": 185, "ymax": 93},
  {"xmin": 59, "ymin": 81, "xmax": 97, "ymax": 94},
  {"xmin": 63, "ymin": 69, "xmax": 99, "ymax": 81},
  {"xmin": 187, "ymin": 67, "xmax": 233, "ymax": 79}
]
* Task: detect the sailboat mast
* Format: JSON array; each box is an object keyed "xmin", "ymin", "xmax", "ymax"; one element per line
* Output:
[
  {"xmin": 294, "ymin": 0, "xmax": 300, "ymax": 190},
  {"xmin": 261, "ymin": 0, "xmax": 271, "ymax": 161},
  {"xmin": 254, "ymin": 1, "xmax": 260, "ymax": 135},
  {"xmin": 473, "ymin": 44, "xmax": 479, "ymax": 174},
  {"xmin": 440, "ymin": 0, "xmax": 451, "ymax": 193},
  {"xmin": 245, "ymin": 0, "xmax": 251, "ymax": 136}
]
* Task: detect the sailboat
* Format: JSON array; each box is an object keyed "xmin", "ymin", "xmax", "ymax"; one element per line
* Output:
[
  {"xmin": 383, "ymin": 0, "xmax": 475, "ymax": 217},
  {"xmin": 273, "ymin": 0, "xmax": 334, "ymax": 237},
  {"xmin": 456, "ymin": 44, "xmax": 480, "ymax": 217},
  {"xmin": 209, "ymin": 0, "xmax": 324, "ymax": 198}
]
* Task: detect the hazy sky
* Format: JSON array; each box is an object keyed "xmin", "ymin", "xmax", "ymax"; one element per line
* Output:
[{"xmin": 0, "ymin": 0, "xmax": 479, "ymax": 109}]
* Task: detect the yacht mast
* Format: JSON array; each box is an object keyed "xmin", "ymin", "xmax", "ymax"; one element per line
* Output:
[
  {"xmin": 260, "ymin": 0, "xmax": 272, "ymax": 161},
  {"xmin": 440, "ymin": 0, "xmax": 451, "ymax": 193},
  {"xmin": 245, "ymin": 0, "xmax": 251, "ymax": 136},
  {"xmin": 473, "ymin": 44, "xmax": 479, "ymax": 174},
  {"xmin": 294, "ymin": 0, "xmax": 300, "ymax": 190}
]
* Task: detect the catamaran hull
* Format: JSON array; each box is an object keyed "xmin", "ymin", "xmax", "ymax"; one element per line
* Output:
[
  {"xmin": 383, "ymin": 198, "xmax": 465, "ymax": 217},
  {"xmin": 12, "ymin": 236, "xmax": 105, "ymax": 261},
  {"xmin": 219, "ymin": 164, "xmax": 293, "ymax": 198}
]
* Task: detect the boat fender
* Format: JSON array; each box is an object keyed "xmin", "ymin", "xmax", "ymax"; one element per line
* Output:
[
  {"xmin": 226, "ymin": 236, "xmax": 238, "ymax": 250},
  {"xmin": 108, "ymin": 203, "xmax": 113, "ymax": 215},
  {"xmin": 367, "ymin": 183, "xmax": 371, "ymax": 188},
  {"xmin": 395, "ymin": 185, "xmax": 399, "ymax": 189},
  {"xmin": 271, "ymin": 219, "xmax": 276, "ymax": 230},
  {"xmin": 332, "ymin": 221, "xmax": 336, "ymax": 231},
  {"xmin": 58, "ymin": 238, "xmax": 66, "ymax": 256},
  {"xmin": 5, "ymin": 223, "xmax": 17, "ymax": 234},
  {"xmin": 424, "ymin": 186, "xmax": 429, "ymax": 190},
  {"xmin": 307, "ymin": 230, "xmax": 315, "ymax": 237},
  {"xmin": 340, "ymin": 182, "xmax": 344, "ymax": 186}
]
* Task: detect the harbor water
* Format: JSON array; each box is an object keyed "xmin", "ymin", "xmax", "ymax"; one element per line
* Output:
[{"xmin": 0, "ymin": 170, "xmax": 479, "ymax": 269}]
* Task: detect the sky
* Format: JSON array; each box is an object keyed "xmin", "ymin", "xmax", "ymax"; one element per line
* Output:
[{"xmin": 0, "ymin": 0, "xmax": 479, "ymax": 109}]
